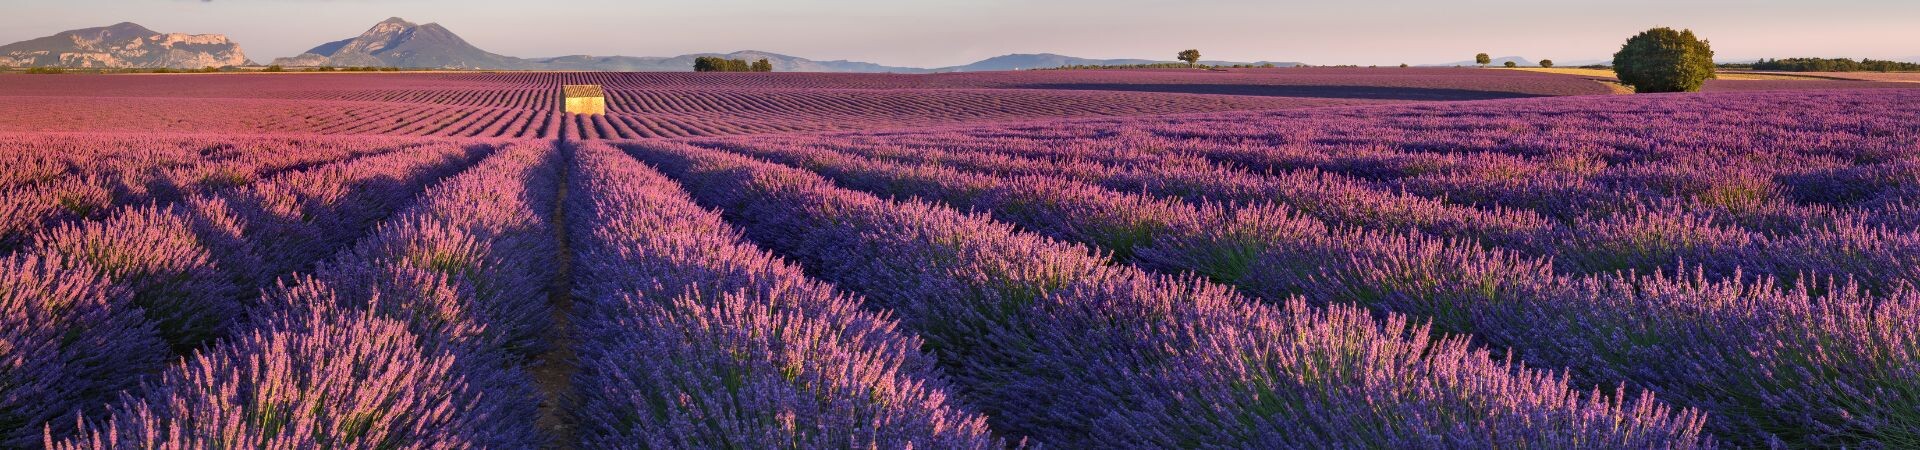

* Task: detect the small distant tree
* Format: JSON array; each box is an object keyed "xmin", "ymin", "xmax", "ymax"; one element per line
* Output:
[
  {"xmin": 750, "ymin": 58, "xmax": 773, "ymax": 72},
  {"xmin": 1539, "ymin": 59, "xmax": 1554, "ymax": 68},
  {"xmin": 1612, "ymin": 27, "xmax": 1716, "ymax": 93},
  {"xmin": 1475, "ymin": 53, "xmax": 1491, "ymax": 67},
  {"xmin": 1504, "ymin": 61, "xmax": 1518, "ymax": 68},
  {"xmin": 263, "ymin": 64, "xmax": 285, "ymax": 72},
  {"xmin": 1178, "ymin": 49, "xmax": 1201, "ymax": 67},
  {"xmin": 1400, "ymin": 63, "xmax": 1409, "ymax": 68}
]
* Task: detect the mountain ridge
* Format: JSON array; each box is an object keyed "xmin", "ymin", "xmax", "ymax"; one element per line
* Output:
[
  {"xmin": 1421, "ymin": 56, "xmax": 1536, "ymax": 67},
  {"xmin": 525, "ymin": 50, "xmax": 936, "ymax": 73},
  {"xmin": 268, "ymin": 18, "xmax": 943, "ymax": 72},
  {"xmin": 0, "ymin": 22, "xmax": 252, "ymax": 69},
  {"xmin": 265, "ymin": 18, "xmax": 1308, "ymax": 72},
  {"xmin": 4, "ymin": 18, "xmax": 1311, "ymax": 72},
  {"xmin": 271, "ymin": 17, "xmax": 525, "ymax": 69},
  {"xmin": 935, "ymin": 53, "xmax": 1303, "ymax": 71}
]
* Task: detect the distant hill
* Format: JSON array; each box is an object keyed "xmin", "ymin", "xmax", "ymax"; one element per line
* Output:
[
  {"xmin": 270, "ymin": 17, "xmax": 934, "ymax": 72},
  {"xmin": 531, "ymin": 51, "xmax": 932, "ymax": 73},
  {"xmin": 269, "ymin": 21, "xmax": 1304, "ymax": 72},
  {"xmin": 0, "ymin": 22, "xmax": 252, "ymax": 69},
  {"xmin": 271, "ymin": 17, "xmax": 527, "ymax": 69},
  {"xmin": 168, "ymin": 17, "xmax": 1323, "ymax": 73},
  {"xmin": 936, "ymin": 53, "xmax": 1302, "ymax": 71},
  {"xmin": 1422, "ymin": 56, "xmax": 1536, "ymax": 67}
]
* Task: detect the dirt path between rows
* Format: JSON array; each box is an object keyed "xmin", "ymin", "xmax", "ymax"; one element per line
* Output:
[{"xmin": 532, "ymin": 140, "xmax": 578, "ymax": 449}]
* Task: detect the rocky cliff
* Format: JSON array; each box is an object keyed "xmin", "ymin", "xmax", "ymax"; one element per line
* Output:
[{"xmin": 0, "ymin": 22, "xmax": 251, "ymax": 68}]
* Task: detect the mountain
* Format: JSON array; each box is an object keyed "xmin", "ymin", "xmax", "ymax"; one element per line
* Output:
[
  {"xmin": 0, "ymin": 22, "xmax": 251, "ymax": 68},
  {"xmin": 935, "ymin": 53, "xmax": 1302, "ymax": 71},
  {"xmin": 530, "ymin": 51, "xmax": 931, "ymax": 73},
  {"xmin": 941, "ymin": 54, "xmax": 1162, "ymax": 71},
  {"xmin": 267, "ymin": 18, "xmax": 1303, "ymax": 72},
  {"xmin": 272, "ymin": 17, "xmax": 527, "ymax": 69},
  {"xmin": 271, "ymin": 18, "xmax": 929, "ymax": 72},
  {"xmin": 1422, "ymin": 56, "xmax": 1536, "ymax": 67}
]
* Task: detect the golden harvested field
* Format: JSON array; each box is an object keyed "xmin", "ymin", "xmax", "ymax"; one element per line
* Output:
[
  {"xmin": 1511, "ymin": 67, "xmax": 1617, "ymax": 78},
  {"xmin": 1503, "ymin": 68, "xmax": 1631, "ymax": 93}
]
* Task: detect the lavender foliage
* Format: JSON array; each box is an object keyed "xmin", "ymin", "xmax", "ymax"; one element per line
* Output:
[
  {"xmin": 52, "ymin": 141, "xmax": 550, "ymax": 449},
  {"xmin": 566, "ymin": 141, "xmax": 1000, "ymax": 448},
  {"xmin": 619, "ymin": 141, "xmax": 1710, "ymax": 448},
  {"xmin": 0, "ymin": 255, "xmax": 165, "ymax": 449},
  {"xmin": 663, "ymin": 88, "xmax": 1920, "ymax": 448},
  {"xmin": 51, "ymin": 302, "xmax": 539, "ymax": 450}
]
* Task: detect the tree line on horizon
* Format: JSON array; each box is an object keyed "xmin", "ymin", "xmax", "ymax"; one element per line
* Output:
[
  {"xmin": 693, "ymin": 56, "xmax": 774, "ymax": 72},
  {"xmin": 1739, "ymin": 57, "xmax": 1920, "ymax": 72}
]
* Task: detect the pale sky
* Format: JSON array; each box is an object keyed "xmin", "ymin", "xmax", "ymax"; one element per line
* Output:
[{"xmin": 1, "ymin": 0, "xmax": 1915, "ymax": 67}]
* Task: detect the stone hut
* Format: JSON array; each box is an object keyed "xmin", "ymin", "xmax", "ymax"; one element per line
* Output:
[{"xmin": 562, "ymin": 84, "xmax": 606, "ymax": 115}]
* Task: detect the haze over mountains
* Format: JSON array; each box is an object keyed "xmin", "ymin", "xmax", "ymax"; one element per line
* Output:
[
  {"xmin": 946, "ymin": 53, "xmax": 1301, "ymax": 71},
  {"xmin": 3, "ymin": 18, "xmax": 1303, "ymax": 71},
  {"xmin": 271, "ymin": 18, "xmax": 1299, "ymax": 72},
  {"xmin": 1422, "ymin": 56, "xmax": 1537, "ymax": 67}
]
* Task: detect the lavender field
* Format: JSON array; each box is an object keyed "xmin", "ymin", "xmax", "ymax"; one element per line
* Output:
[{"xmin": 2, "ymin": 69, "xmax": 1917, "ymax": 449}]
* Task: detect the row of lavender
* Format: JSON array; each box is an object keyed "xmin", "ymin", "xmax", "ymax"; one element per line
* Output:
[
  {"xmin": 702, "ymin": 121, "xmax": 1916, "ymax": 294},
  {"xmin": 788, "ymin": 128, "xmax": 1905, "ymax": 283},
  {"xmin": 20, "ymin": 136, "xmax": 1718, "ymax": 448},
  {"xmin": 564, "ymin": 141, "xmax": 999, "ymax": 447},
  {"xmin": 682, "ymin": 132, "xmax": 1917, "ymax": 447},
  {"xmin": 0, "ymin": 90, "xmax": 1349, "ymax": 140},
  {"xmin": 0, "ymin": 134, "xmax": 420, "ymax": 251},
  {"xmin": 662, "ymin": 88, "xmax": 1920, "ymax": 447},
  {"xmin": 2, "ymin": 137, "xmax": 493, "ymax": 447},
  {"xmin": 618, "ymin": 141, "xmax": 1711, "ymax": 447},
  {"xmin": 52, "ymin": 141, "xmax": 560, "ymax": 448},
  {"xmin": 21, "ymin": 138, "xmax": 1004, "ymax": 448},
  {"xmin": 807, "ymin": 89, "xmax": 1920, "ymax": 283}
]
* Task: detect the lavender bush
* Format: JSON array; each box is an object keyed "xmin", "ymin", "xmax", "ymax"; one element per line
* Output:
[
  {"xmin": 51, "ymin": 303, "xmax": 540, "ymax": 450},
  {"xmin": 659, "ymin": 88, "xmax": 1920, "ymax": 447},
  {"xmin": 0, "ymin": 255, "xmax": 164, "ymax": 448},
  {"xmin": 566, "ymin": 141, "xmax": 1000, "ymax": 448},
  {"xmin": 619, "ymin": 141, "xmax": 1710, "ymax": 448}
]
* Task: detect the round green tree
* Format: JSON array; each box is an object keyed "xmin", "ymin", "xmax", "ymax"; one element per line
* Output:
[
  {"xmin": 1612, "ymin": 27, "xmax": 1716, "ymax": 93},
  {"xmin": 1539, "ymin": 59, "xmax": 1554, "ymax": 68},
  {"xmin": 1178, "ymin": 49, "xmax": 1201, "ymax": 67},
  {"xmin": 1504, "ymin": 61, "xmax": 1518, "ymax": 68},
  {"xmin": 1475, "ymin": 53, "xmax": 1491, "ymax": 66}
]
